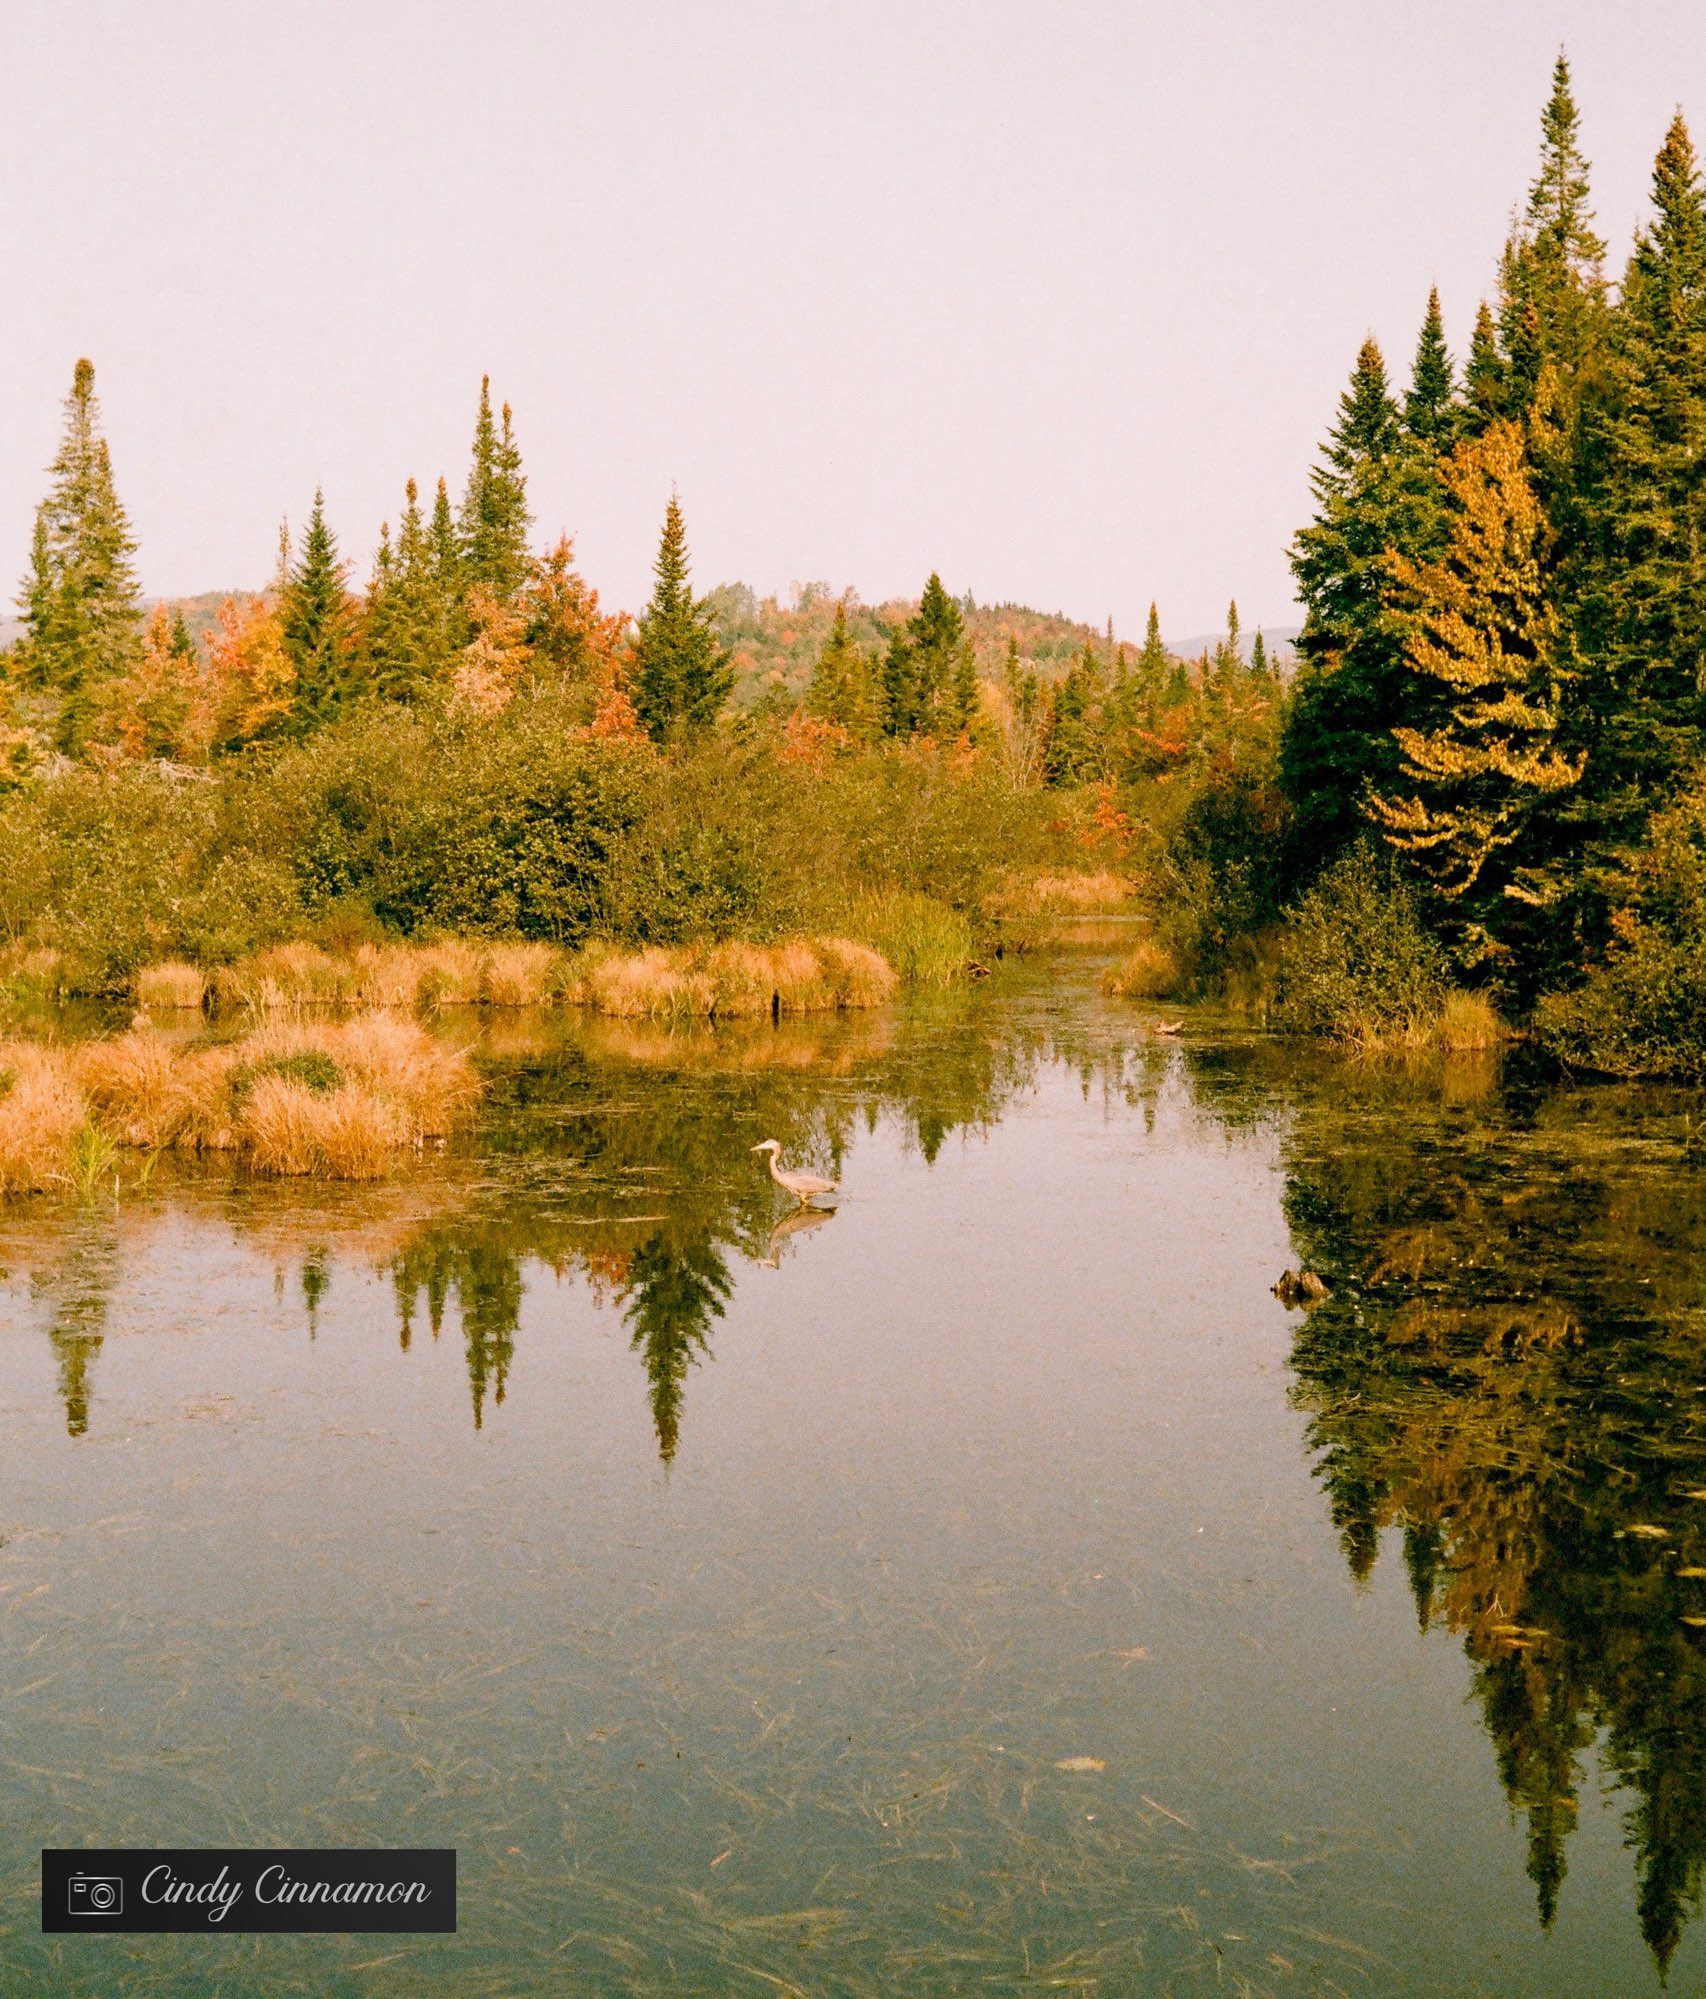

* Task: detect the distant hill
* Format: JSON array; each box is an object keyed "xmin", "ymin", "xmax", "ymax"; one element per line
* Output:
[{"xmin": 1169, "ymin": 625, "xmax": 1300, "ymax": 664}]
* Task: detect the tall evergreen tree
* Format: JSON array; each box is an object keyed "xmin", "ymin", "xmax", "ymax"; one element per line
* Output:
[
  {"xmin": 1496, "ymin": 53, "xmax": 1610, "ymax": 422},
  {"xmin": 1134, "ymin": 601, "xmax": 1169, "ymax": 714},
  {"xmin": 458, "ymin": 377, "xmax": 531, "ymax": 601},
  {"xmin": 1045, "ymin": 642, "xmax": 1102, "ymax": 785},
  {"xmin": 279, "ymin": 490, "xmax": 352, "ymax": 733},
  {"xmin": 1465, "ymin": 301, "xmax": 1508, "ymax": 429},
  {"xmin": 631, "ymin": 495, "xmax": 733, "ymax": 740},
  {"xmin": 905, "ymin": 573, "xmax": 967, "ymax": 735},
  {"xmin": 807, "ymin": 598, "xmax": 875, "ymax": 738},
  {"xmin": 1281, "ymin": 338, "xmax": 1443, "ymax": 876},
  {"xmin": 367, "ymin": 477, "xmax": 459, "ymax": 701},
  {"xmin": 879, "ymin": 627, "xmax": 915, "ymax": 736},
  {"xmin": 1405, "ymin": 288, "xmax": 1458, "ymax": 445},
  {"xmin": 1572, "ymin": 113, "xmax": 1706, "ymax": 896},
  {"xmin": 16, "ymin": 358, "xmax": 144, "ymax": 752}
]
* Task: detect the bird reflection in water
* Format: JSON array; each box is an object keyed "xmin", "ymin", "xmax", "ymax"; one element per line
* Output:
[{"xmin": 758, "ymin": 1203, "xmax": 837, "ymax": 1268}]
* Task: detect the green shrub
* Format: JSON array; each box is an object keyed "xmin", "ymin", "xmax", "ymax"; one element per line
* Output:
[
  {"xmin": 1535, "ymin": 933, "xmax": 1706, "ymax": 1077},
  {"xmin": 1277, "ymin": 846, "xmax": 1452, "ymax": 1043}
]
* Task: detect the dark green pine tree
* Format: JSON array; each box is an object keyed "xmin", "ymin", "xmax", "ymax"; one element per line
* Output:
[
  {"xmin": 1464, "ymin": 300, "xmax": 1508, "ymax": 430},
  {"xmin": 16, "ymin": 358, "xmax": 144, "ymax": 753},
  {"xmin": 458, "ymin": 376, "xmax": 532, "ymax": 601},
  {"xmin": 1250, "ymin": 628, "xmax": 1270, "ymax": 678},
  {"xmin": 1045, "ymin": 640, "xmax": 1102, "ymax": 785},
  {"xmin": 879, "ymin": 626, "xmax": 915, "ymax": 736},
  {"xmin": 279, "ymin": 490, "xmax": 352, "ymax": 733},
  {"xmin": 1134, "ymin": 601, "xmax": 1169, "ymax": 717},
  {"xmin": 1212, "ymin": 599, "xmax": 1243, "ymax": 683},
  {"xmin": 1281, "ymin": 337, "xmax": 1445, "ymax": 878},
  {"xmin": 368, "ymin": 477, "xmax": 459, "ymax": 701},
  {"xmin": 631, "ymin": 495, "xmax": 734, "ymax": 741},
  {"xmin": 1497, "ymin": 51, "xmax": 1609, "ymax": 414},
  {"xmin": 905, "ymin": 573, "xmax": 966, "ymax": 734},
  {"xmin": 427, "ymin": 475, "xmax": 470, "ymax": 658},
  {"xmin": 1573, "ymin": 113, "xmax": 1706, "ymax": 891},
  {"xmin": 1404, "ymin": 288, "xmax": 1458, "ymax": 446}
]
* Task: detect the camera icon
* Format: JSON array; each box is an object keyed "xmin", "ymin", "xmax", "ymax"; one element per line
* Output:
[{"xmin": 67, "ymin": 1874, "xmax": 123, "ymax": 1916}]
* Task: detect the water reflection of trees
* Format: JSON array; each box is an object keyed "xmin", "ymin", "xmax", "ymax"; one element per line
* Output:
[
  {"xmin": 1260, "ymin": 1058, "xmax": 1706, "ymax": 1976},
  {"xmin": 7, "ymin": 993, "xmax": 1129, "ymax": 1458}
]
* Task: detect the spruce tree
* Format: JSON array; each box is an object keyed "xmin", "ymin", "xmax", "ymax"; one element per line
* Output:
[
  {"xmin": 1496, "ymin": 52, "xmax": 1609, "ymax": 419},
  {"xmin": 1250, "ymin": 629, "xmax": 1270, "ymax": 678},
  {"xmin": 905, "ymin": 574, "xmax": 967, "ymax": 734},
  {"xmin": 279, "ymin": 490, "xmax": 351, "ymax": 733},
  {"xmin": 1213, "ymin": 600, "xmax": 1243, "ymax": 683},
  {"xmin": 807, "ymin": 598, "xmax": 875, "ymax": 737},
  {"xmin": 16, "ymin": 358, "xmax": 144, "ymax": 752},
  {"xmin": 1282, "ymin": 338, "xmax": 1443, "ymax": 876},
  {"xmin": 879, "ymin": 627, "xmax": 915, "ymax": 736},
  {"xmin": 458, "ymin": 377, "xmax": 531, "ymax": 601},
  {"xmin": 1575, "ymin": 113, "xmax": 1706, "ymax": 888},
  {"xmin": 1134, "ymin": 601, "xmax": 1169, "ymax": 717},
  {"xmin": 1465, "ymin": 301, "xmax": 1507, "ymax": 429},
  {"xmin": 1045, "ymin": 642, "xmax": 1101, "ymax": 785},
  {"xmin": 1404, "ymin": 288, "xmax": 1458, "ymax": 445},
  {"xmin": 366, "ymin": 477, "xmax": 460, "ymax": 701},
  {"xmin": 631, "ymin": 495, "xmax": 733, "ymax": 740}
]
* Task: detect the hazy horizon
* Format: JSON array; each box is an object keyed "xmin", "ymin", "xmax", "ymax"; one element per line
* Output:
[{"xmin": 5, "ymin": 2, "xmax": 1704, "ymax": 638}]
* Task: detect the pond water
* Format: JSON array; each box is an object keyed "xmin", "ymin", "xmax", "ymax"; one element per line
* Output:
[{"xmin": 4, "ymin": 956, "xmax": 1706, "ymax": 1996}]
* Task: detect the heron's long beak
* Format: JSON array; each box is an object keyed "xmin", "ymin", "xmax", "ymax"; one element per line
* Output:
[{"xmin": 750, "ymin": 1143, "xmax": 765, "ymax": 1152}]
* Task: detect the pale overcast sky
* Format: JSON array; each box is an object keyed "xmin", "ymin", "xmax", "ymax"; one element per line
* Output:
[{"xmin": 3, "ymin": 1, "xmax": 1704, "ymax": 639}]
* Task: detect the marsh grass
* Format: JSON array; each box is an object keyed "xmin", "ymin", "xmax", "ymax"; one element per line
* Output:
[
  {"xmin": 134, "ymin": 960, "xmax": 207, "ymax": 1010},
  {"xmin": 481, "ymin": 941, "xmax": 563, "ymax": 1006},
  {"xmin": 841, "ymin": 891, "xmax": 972, "ymax": 986},
  {"xmin": 30, "ymin": 1011, "xmax": 483, "ymax": 1188},
  {"xmin": 0, "ymin": 1044, "xmax": 86, "ymax": 1193},
  {"xmin": 563, "ymin": 937, "xmax": 896, "ymax": 1019},
  {"xmin": 1103, "ymin": 936, "xmax": 1182, "ymax": 999}
]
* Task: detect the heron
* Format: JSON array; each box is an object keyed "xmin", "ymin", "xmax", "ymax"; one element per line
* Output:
[{"xmin": 751, "ymin": 1139, "xmax": 838, "ymax": 1209}]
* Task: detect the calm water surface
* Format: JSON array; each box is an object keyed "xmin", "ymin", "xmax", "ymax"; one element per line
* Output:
[{"xmin": 4, "ymin": 958, "xmax": 1706, "ymax": 1996}]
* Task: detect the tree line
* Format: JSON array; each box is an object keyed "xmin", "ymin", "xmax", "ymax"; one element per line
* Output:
[
  {"xmin": 7, "ymin": 370, "xmax": 732, "ymax": 758},
  {"xmin": 1283, "ymin": 53, "xmax": 1706, "ymax": 1013},
  {"xmin": 7, "ymin": 353, "xmax": 1279, "ymax": 804}
]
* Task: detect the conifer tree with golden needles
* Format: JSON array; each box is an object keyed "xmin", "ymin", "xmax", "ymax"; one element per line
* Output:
[{"xmin": 1371, "ymin": 415, "xmax": 1583, "ymax": 948}]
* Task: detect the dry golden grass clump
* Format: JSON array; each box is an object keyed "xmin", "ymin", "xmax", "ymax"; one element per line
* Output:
[
  {"xmin": 33, "ymin": 1011, "xmax": 485, "ymax": 1188},
  {"xmin": 212, "ymin": 943, "xmax": 355, "ymax": 1012},
  {"xmin": 0, "ymin": 1043, "xmax": 87, "ymax": 1194},
  {"xmin": 994, "ymin": 871, "xmax": 1134, "ymax": 918},
  {"xmin": 1432, "ymin": 991, "xmax": 1505, "ymax": 1052},
  {"xmin": 230, "ymin": 1014, "xmax": 482, "ymax": 1175},
  {"xmin": 1103, "ymin": 937, "xmax": 1182, "ymax": 999},
  {"xmin": 563, "ymin": 938, "xmax": 896, "ymax": 1019},
  {"xmin": 211, "ymin": 937, "xmax": 563, "ymax": 1013},
  {"xmin": 480, "ymin": 942, "xmax": 562, "ymax": 1006},
  {"xmin": 135, "ymin": 961, "xmax": 207, "ymax": 1010}
]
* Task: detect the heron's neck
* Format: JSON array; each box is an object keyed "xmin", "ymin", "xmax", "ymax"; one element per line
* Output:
[{"xmin": 767, "ymin": 1151, "xmax": 787, "ymax": 1187}]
